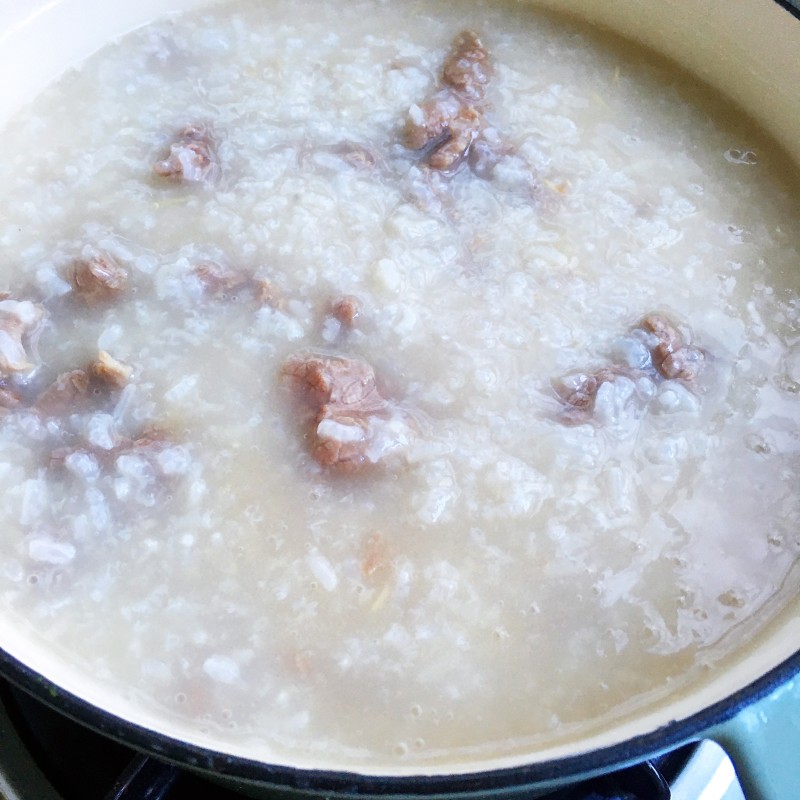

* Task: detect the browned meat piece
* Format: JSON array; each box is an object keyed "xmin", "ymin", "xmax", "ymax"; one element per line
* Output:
[
  {"xmin": 331, "ymin": 295, "xmax": 361, "ymax": 327},
  {"xmin": 38, "ymin": 369, "xmax": 90, "ymax": 415},
  {"xmin": 552, "ymin": 312, "xmax": 709, "ymax": 427},
  {"xmin": 441, "ymin": 29, "xmax": 493, "ymax": 102},
  {"xmin": 283, "ymin": 354, "xmax": 387, "ymax": 416},
  {"xmin": 192, "ymin": 262, "xmax": 252, "ymax": 296},
  {"xmin": 190, "ymin": 263, "xmax": 289, "ymax": 309},
  {"xmin": 311, "ymin": 416, "xmax": 373, "ymax": 470},
  {"xmin": 89, "ymin": 350, "xmax": 133, "ymax": 389},
  {"xmin": 253, "ymin": 277, "xmax": 285, "ymax": 310},
  {"xmin": 37, "ymin": 352, "xmax": 131, "ymax": 415},
  {"xmin": 36, "ymin": 369, "xmax": 91, "ymax": 415},
  {"xmin": 656, "ymin": 345, "xmax": 706, "ymax": 382},
  {"xmin": 637, "ymin": 312, "xmax": 705, "ymax": 382},
  {"xmin": 639, "ymin": 313, "xmax": 682, "ymax": 353},
  {"xmin": 552, "ymin": 367, "xmax": 629, "ymax": 426},
  {"xmin": 282, "ymin": 354, "xmax": 395, "ymax": 471},
  {"xmin": 114, "ymin": 427, "xmax": 172, "ymax": 459},
  {"xmin": 426, "ymin": 107, "xmax": 483, "ymax": 173},
  {"xmin": 467, "ymin": 132, "xmax": 511, "ymax": 179},
  {"xmin": 153, "ymin": 123, "xmax": 220, "ymax": 184},
  {"xmin": 405, "ymin": 92, "xmax": 485, "ymax": 175},
  {"xmin": 404, "ymin": 30, "xmax": 507, "ymax": 177},
  {"xmin": 404, "ymin": 91, "xmax": 463, "ymax": 151},
  {"xmin": 69, "ymin": 253, "xmax": 128, "ymax": 306},
  {"xmin": 0, "ymin": 381, "xmax": 23, "ymax": 410}
]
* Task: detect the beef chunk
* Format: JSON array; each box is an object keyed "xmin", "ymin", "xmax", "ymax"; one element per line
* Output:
[
  {"xmin": 0, "ymin": 298, "xmax": 45, "ymax": 378},
  {"xmin": 424, "ymin": 104, "xmax": 483, "ymax": 173},
  {"xmin": 441, "ymin": 29, "xmax": 494, "ymax": 102},
  {"xmin": 253, "ymin": 277, "xmax": 285, "ymax": 310},
  {"xmin": 404, "ymin": 91, "xmax": 462, "ymax": 152},
  {"xmin": 552, "ymin": 312, "xmax": 708, "ymax": 426},
  {"xmin": 404, "ymin": 30, "xmax": 506, "ymax": 176},
  {"xmin": 0, "ymin": 380, "xmax": 23, "ymax": 411},
  {"xmin": 36, "ymin": 352, "xmax": 132, "ymax": 415},
  {"xmin": 282, "ymin": 353, "xmax": 405, "ymax": 471},
  {"xmin": 637, "ymin": 312, "xmax": 705, "ymax": 382},
  {"xmin": 113, "ymin": 427, "xmax": 173, "ymax": 460},
  {"xmin": 36, "ymin": 369, "xmax": 91, "ymax": 415},
  {"xmin": 657, "ymin": 346, "xmax": 705, "ymax": 382},
  {"xmin": 89, "ymin": 350, "xmax": 133, "ymax": 389},
  {"xmin": 467, "ymin": 130, "xmax": 511, "ymax": 179},
  {"xmin": 188, "ymin": 262, "xmax": 287, "ymax": 310},
  {"xmin": 69, "ymin": 253, "xmax": 128, "ymax": 306},
  {"xmin": 153, "ymin": 123, "xmax": 220, "ymax": 184},
  {"xmin": 331, "ymin": 295, "xmax": 361, "ymax": 327},
  {"xmin": 552, "ymin": 367, "xmax": 629, "ymax": 426},
  {"xmin": 192, "ymin": 262, "xmax": 252, "ymax": 296},
  {"xmin": 283, "ymin": 354, "xmax": 387, "ymax": 416}
]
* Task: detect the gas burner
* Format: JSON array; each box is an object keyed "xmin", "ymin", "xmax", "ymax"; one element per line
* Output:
[{"xmin": 0, "ymin": 679, "xmax": 743, "ymax": 800}]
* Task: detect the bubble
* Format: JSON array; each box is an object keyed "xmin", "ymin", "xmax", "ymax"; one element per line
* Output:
[
  {"xmin": 776, "ymin": 374, "xmax": 800, "ymax": 395},
  {"xmin": 717, "ymin": 590, "xmax": 745, "ymax": 609},
  {"xmin": 723, "ymin": 148, "xmax": 757, "ymax": 165},
  {"xmin": 393, "ymin": 742, "xmax": 409, "ymax": 757},
  {"xmin": 745, "ymin": 433, "xmax": 773, "ymax": 455}
]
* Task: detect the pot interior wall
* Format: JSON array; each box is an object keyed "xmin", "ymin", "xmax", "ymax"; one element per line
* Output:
[
  {"xmin": 0, "ymin": 0, "xmax": 798, "ymax": 778},
  {"xmin": 2, "ymin": 0, "xmax": 799, "ymax": 162}
]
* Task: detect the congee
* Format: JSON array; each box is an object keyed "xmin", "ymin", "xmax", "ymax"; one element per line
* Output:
[{"xmin": 0, "ymin": 0, "xmax": 798, "ymax": 770}]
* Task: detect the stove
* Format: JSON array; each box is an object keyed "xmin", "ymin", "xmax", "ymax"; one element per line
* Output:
[{"xmin": 0, "ymin": 679, "xmax": 744, "ymax": 800}]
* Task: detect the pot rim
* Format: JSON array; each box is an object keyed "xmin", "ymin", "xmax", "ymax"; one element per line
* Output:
[
  {"xmin": 774, "ymin": 0, "xmax": 800, "ymax": 20},
  {"xmin": 1, "ymin": 644, "xmax": 799, "ymax": 794}
]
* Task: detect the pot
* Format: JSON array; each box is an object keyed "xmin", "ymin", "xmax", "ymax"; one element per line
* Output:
[{"xmin": 0, "ymin": 0, "xmax": 798, "ymax": 798}]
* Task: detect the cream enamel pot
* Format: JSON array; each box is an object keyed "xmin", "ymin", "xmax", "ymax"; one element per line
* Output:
[{"xmin": 1, "ymin": 1, "xmax": 799, "ymax": 799}]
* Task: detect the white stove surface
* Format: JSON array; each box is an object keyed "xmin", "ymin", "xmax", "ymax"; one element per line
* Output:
[{"xmin": 671, "ymin": 742, "xmax": 745, "ymax": 800}]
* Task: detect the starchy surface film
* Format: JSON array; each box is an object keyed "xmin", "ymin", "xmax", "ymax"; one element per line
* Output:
[{"xmin": 0, "ymin": 0, "xmax": 799, "ymax": 769}]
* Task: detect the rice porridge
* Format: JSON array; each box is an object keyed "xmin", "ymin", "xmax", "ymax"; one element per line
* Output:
[{"xmin": 0, "ymin": 0, "xmax": 799, "ymax": 770}]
